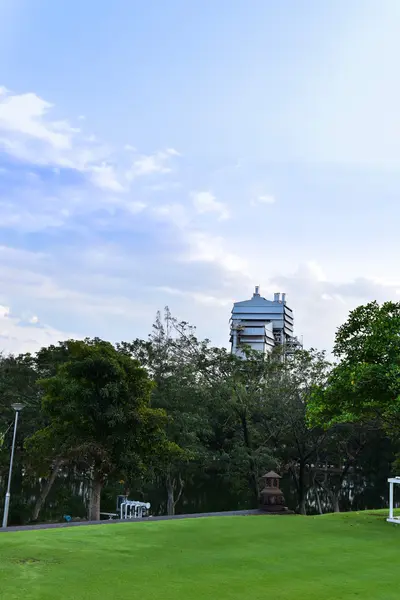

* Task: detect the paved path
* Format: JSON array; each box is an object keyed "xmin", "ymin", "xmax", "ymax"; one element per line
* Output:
[{"xmin": 0, "ymin": 509, "xmax": 264, "ymax": 533}]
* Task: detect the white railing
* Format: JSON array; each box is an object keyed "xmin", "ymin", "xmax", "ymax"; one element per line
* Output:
[
  {"xmin": 120, "ymin": 500, "xmax": 151, "ymax": 520},
  {"xmin": 387, "ymin": 477, "xmax": 400, "ymax": 524}
]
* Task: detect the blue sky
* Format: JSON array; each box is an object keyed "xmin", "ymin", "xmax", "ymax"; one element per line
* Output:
[{"xmin": 0, "ymin": 0, "xmax": 400, "ymax": 354}]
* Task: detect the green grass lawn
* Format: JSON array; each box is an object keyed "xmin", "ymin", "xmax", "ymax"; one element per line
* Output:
[{"xmin": 0, "ymin": 511, "xmax": 399, "ymax": 600}]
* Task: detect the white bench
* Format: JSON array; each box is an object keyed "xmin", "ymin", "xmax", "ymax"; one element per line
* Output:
[{"xmin": 100, "ymin": 512, "xmax": 117, "ymax": 520}]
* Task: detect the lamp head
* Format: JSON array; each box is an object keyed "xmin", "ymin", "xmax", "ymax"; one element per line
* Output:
[{"xmin": 11, "ymin": 402, "xmax": 24, "ymax": 412}]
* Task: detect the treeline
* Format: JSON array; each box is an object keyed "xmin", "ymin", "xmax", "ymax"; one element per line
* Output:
[{"xmin": 0, "ymin": 304, "xmax": 398, "ymax": 525}]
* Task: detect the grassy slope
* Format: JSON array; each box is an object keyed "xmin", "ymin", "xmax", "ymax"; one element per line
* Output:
[{"xmin": 0, "ymin": 512, "xmax": 399, "ymax": 600}]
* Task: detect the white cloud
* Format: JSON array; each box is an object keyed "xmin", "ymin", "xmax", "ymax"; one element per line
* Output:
[
  {"xmin": 127, "ymin": 148, "xmax": 180, "ymax": 179},
  {"xmin": 0, "ymin": 86, "xmax": 188, "ymax": 236},
  {"xmin": 0, "ymin": 305, "xmax": 10, "ymax": 318},
  {"xmin": 0, "ymin": 88, "xmax": 117, "ymax": 184},
  {"xmin": 0, "ymin": 86, "xmax": 186, "ymax": 230},
  {"xmin": 151, "ymin": 203, "xmax": 189, "ymax": 228},
  {"xmin": 4, "ymin": 85, "xmax": 399, "ymax": 359},
  {"xmin": 88, "ymin": 163, "xmax": 125, "ymax": 192},
  {"xmin": 304, "ymin": 260, "xmax": 326, "ymax": 282},
  {"xmin": 0, "ymin": 91, "xmax": 73, "ymax": 149},
  {"xmin": 145, "ymin": 181, "xmax": 182, "ymax": 192},
  {"xmin": 122, "ymin": 200, "xmax": 147, "ymax": 215},
  {"xmin": 0, "ymin": 244, "xmax": 161, "ymax": 354},
  {"xmin": 0, "ymin": 207, "xmax": 65, "ymax": 231},
  {"xmin": 155, "ymin": 285, "xmax": 232, "ymax": 307},
  {"xmin": 185, "ymin": 232, "xmax": 249, "ymax": 276},
  {"xmin": 253, "ymin": 194, "xmax": 276, "ymax": 205},
  {"xmin": 0, "ymin": 232, "xmax": 397, "ymax": 358},
  {"xmin": 166, "ymin": 148, "xmax": 180, "ymax": 156},
  {"xmin": 0, "ymin": 87, "xmax": 158, "ymax": 197},
  {"xmin": 191, "ymin": 191, "xmax": 230, "ymax": 220},
  {"xmin": 271, "ymin": 260, "xmax": 400, "ymax": 354},
  {"xmin": 0, "ymin": 303, "xmax": 75, "ymax": 355}
]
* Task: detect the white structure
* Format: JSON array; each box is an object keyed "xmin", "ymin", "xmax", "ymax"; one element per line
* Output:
[
  {"xmin": 230, "ymin": 286, "xmax": 302, "ymax": 358},
  {"xmin": 120, "ymin": 500, "xmax": 151, "ymax": 519},
  {"xmin": 387, "ymin": 477, "xmax": 400, "ymax": 524}
]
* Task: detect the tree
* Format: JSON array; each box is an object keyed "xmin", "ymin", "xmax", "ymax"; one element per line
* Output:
[
  {"xmin": 207, "ymin": 347, "xmax": 278, "ymax": 507},
  {"xmin": 22, "ymin": 343, "xmax": 82, "ymax": 522},
  {"xmin": 0, "ymin": 353, "xmax": 44, "ymax": 524},
  {"xmin": 259, "ymin": 349, "xmax": 331, "ymax": 514},
  {"xmin": 308, "ymin": 301, "xmax": 400, "ymax": 432},
  {"xmin": 29, "ymin": 338, "xmax": 167, "ymax": 521},
  {"xmin": 124, "ymin": 311, "xmax": 278, "ymax": 513},
  {"xmin": 311, "ymin": 423, "xmax": 373, "ymax": 513},
  {"xmin": 122, "ymin": 310, "xmax": 211, "ymax": 515}
]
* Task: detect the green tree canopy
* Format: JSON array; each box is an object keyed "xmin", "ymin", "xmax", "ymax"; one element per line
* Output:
[
  {"xmin": 308, "ymin": 301, "xmax": 400, "ymax": 432},
  {"xmin": 29, "ymin": 338, "xmax": 167, "ymax": 520}
]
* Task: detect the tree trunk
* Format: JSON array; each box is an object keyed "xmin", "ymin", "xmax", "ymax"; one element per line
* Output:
[
  {"xmin": 166, "ymin": 476, "xmax": 175, "ymax": 516},
  {"xmin": 315, "ymin": 487, "xmax": 323, "ymax": 515},
  {"xmin": 31, "ymin": 459, "xmax": 63, "ymax": 522},
  {"xmin": 165, "ymin": 471, "xmax": 184, "ymax": 516},
  {"xmin": 240, "ymin": 414, "xmax": 259, "ymax": 506},
  {"xmin": 297, "ymin": 461, "xmax": 307, "ymax": 515},
  {"xmin": 88, "ymin": 475, "xmax": 103, "ymax": 521},
  {"xmin": 298, "ymin": 497, "xmax": 307, "ymax": 515},
  {"xmin": 331, "ymin": 492, "xmax": 340, "ymax": 513}
]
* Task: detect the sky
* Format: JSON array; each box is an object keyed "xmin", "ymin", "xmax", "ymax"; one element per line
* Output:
[{"xmin": 0, "ymin": 0, "xmax": 400, "ymax": 355}]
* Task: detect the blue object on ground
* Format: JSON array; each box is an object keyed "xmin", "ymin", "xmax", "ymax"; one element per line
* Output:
[{"xmin": 63, "ymin": 515, "xmax": 72, "ymax": 522}]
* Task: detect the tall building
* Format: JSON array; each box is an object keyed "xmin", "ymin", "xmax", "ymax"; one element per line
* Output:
[{"xmin": 230, "ymin": 286, "xmax": 302, "ymax": 358}]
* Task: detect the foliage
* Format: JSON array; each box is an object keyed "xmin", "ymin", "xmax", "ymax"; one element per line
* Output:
[
  {"xmin": 0, "ymin": 303, "xmax": 397, "ymax": 524},
  {"xmin": 122, "ymin": 309, "xmax": 215, "ymax": 514},
  {"xmin": 261, "ymin": 349, "xmax": 331, "ymax": 513},
  {"xmin": 308, "ymin": 301, "xmax": 400, "ymax": 431},
  {"xmin": 28, "ymin": 338, "xmax": 167, "ymax": 520}
]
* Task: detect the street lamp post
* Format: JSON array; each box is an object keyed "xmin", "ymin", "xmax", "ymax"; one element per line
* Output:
[{"xmin": 2, "ymin": 403, "xmax": 24, "ymax": 528}]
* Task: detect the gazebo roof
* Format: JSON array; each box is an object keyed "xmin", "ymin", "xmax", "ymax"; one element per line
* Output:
[{"xmin": 262, "ymin": 471, "xmax": 281, "ymax": 479}]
